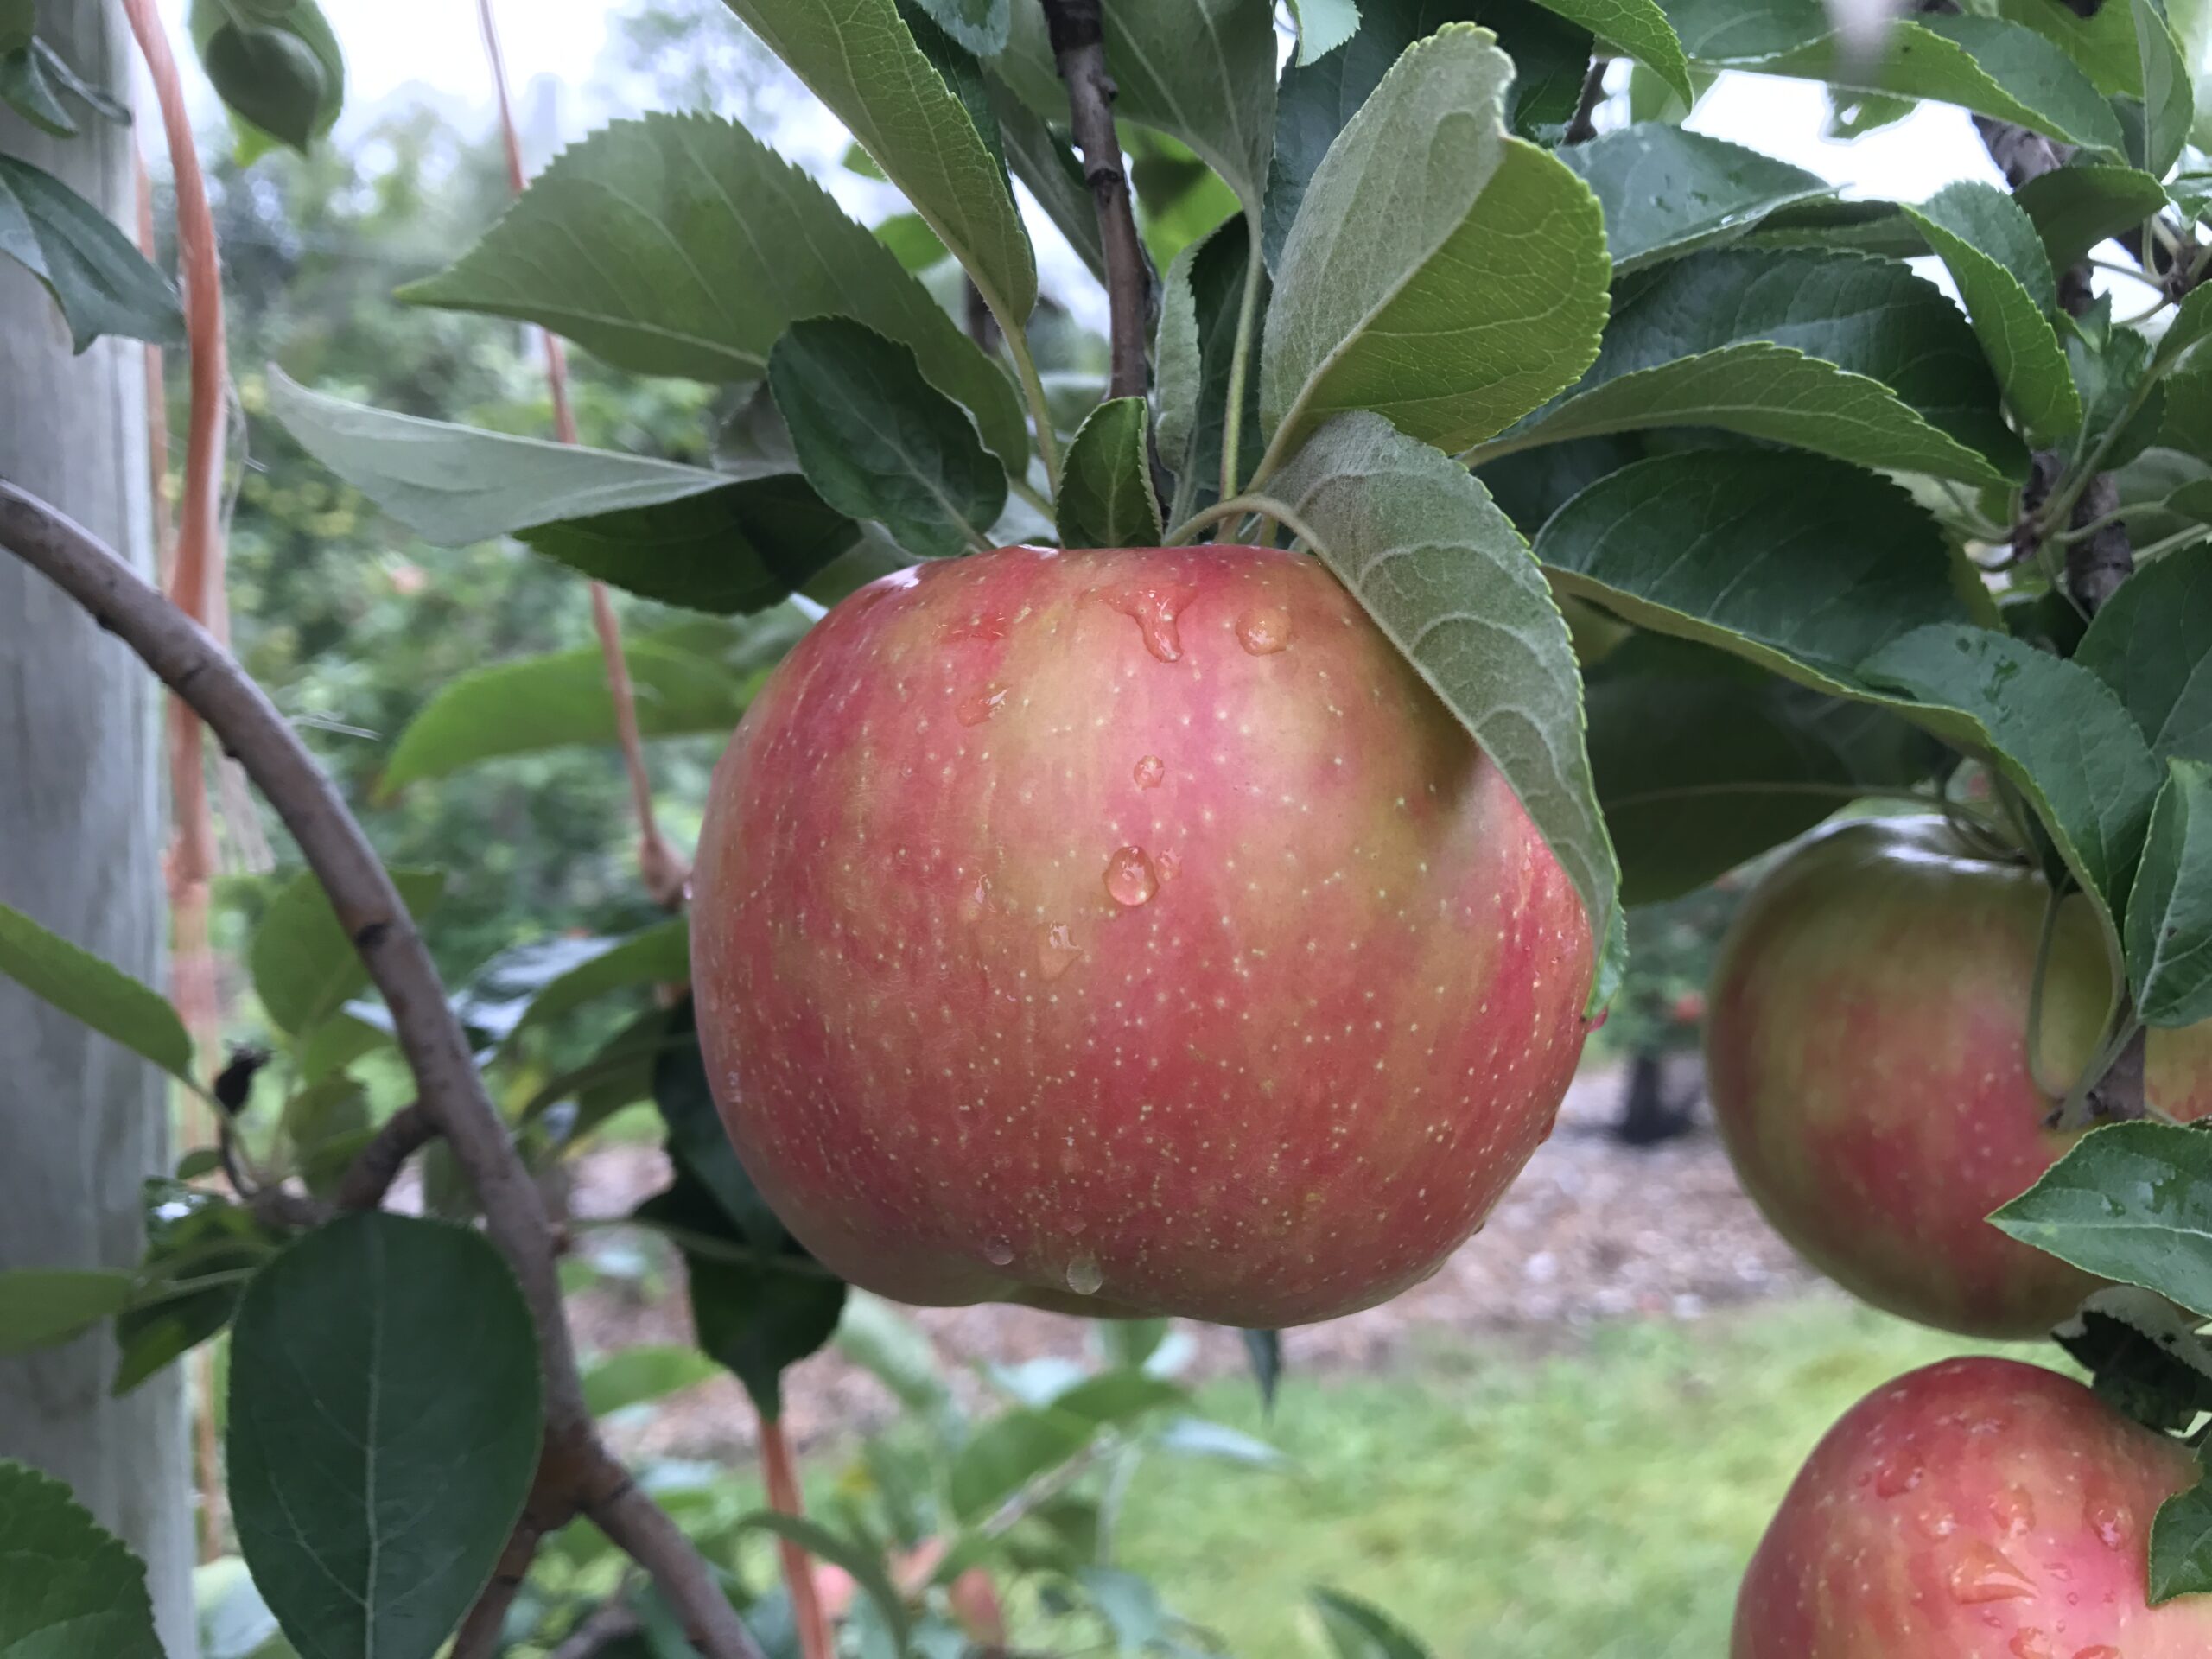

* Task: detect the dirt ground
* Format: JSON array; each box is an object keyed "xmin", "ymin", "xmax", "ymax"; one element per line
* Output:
[{"xmin": 562, "ymin": 1056, "xmax": 1823, "ymax": 1459}]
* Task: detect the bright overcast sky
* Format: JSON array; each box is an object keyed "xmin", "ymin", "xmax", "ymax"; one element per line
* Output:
[{"xmin": 153, "ymin": 0, "xmax": 2056, "ymax": 324}]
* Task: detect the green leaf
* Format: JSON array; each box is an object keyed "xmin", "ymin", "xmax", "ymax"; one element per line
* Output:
[
  {"xmin": 950, "ymin": 1407, "xmax": 1101, "ymax": 1521},
  {"xmin": 1048, "ymin": 1369, "xmax": 1187, "ymax": 1426},
  {"xmin": 1269, "ymin": 412, "xmax": 1620, "ymax": 1003},
  {"xmin": 581, "ymin": 1344, "xmax": 721, "ymax": 1415},
  {"xmin": 0, "ymin": 903, "xmax": 194, "ymax": 1079},
  {"xmin": 1557, "ymin": 124, "xmax": 1832, "ymax": 276},
  {"xmin": 836, "ymin": 1293, "xmax": 958, "ymax": 1426},
  {"xmin": 2152, "ymin": 1467, "xmax": 2212, "ymax": 1603},
  {"xmin": 1535, "ymin": 452, "xmax": 1968, "ymax": 695},
  {"xmin": 1860, "ymin": 625, "xmax": 2164, "ymax": 927},
  {"xmin": 2136, "ymin": 0, "xmax": 2195, "ymax": 178},
  {"xmin": 1899, "ymin": 183, "xmax": 2081, "ymax": 446},
  {"xmin": 996, "ymin": 0, "xmax": 1278, "ymax": 217},
  {"xmin": 1994, "ymin": 1121, "xmax": 2212, "ymax": 1319},
  {"xmin": 768, "ymin": 317, "xmax": 1007, "ymax": 561},
  {"xmin": 1155, "ymin": 216, "xmax": 1269, "ymax": 524},
  {"xmin": 2157, "ymin": 283, "xmax": 2212, "ymax": 373},
  {"xmin": 632, "ymin": 1156, "xmax": 846, "ymax": 1422},
  {"xmin": 1240, "ymin": 1328, "xmax": 1282, "ymax": 1411},
  {"xmin": 2125, "ymin": 760, "xmax": 2212, "ymax": 1027},
  {"xmin": 874, "ymin": 210, "xmax": 950, "ymax": 270},
  {"xmin": 986, "ymin": 79, "xmax": 1106, "ymax": 284},
  {"xmin": 511, "ymin": 918, "xmax": 690, "ymax": 1039},
  {"xmin": 378, "ymin": 612, "xmax": 808, "ymax": 794},
  {"xmin": 722, "ymin": 0, "xmax": 1036, "ymax": 325},
  {"xmin": 649, "ymin": 1001, "xmax": 787, "ymax": 1252},
  {"xmin": 1057, "ymin": 399, "xmax": 1161, "ymax": 548},
  {"xmin": 2018, "ymin": 162, "xmax": 2171, "ymax": 270},
  {"xmin": 1483, "ymin": 248, "xmax": 2025, "ymax": 486},
  {"xmin": 1304, "ymin": 1586, "xmax": 1435, "ymax": 1659},
  {"xmin": 1661, "ymin": 0, "xmax": 2124, "ymax": 150},
  {"xmin": 1262, "ymin": 0, "xmax": 1593, "ymax": 268},
  {"xmin": 0, "ymin": 39, "xmax": 124, "ymax": 136},
  {"xmin": 1261, "ymin": 25, "xmax": 1610, "ymax": 465},
  {"xmin": 0, "ymin": 1460, "xmax": 163, "ymax": 1659},
  {"xmin": 0, "ymin": 1268, "xmax": 133, "ymax": 1357},
  {"xmin": 908, "ymin": 0, "xmax": 1009, "ymax": 54},
  {"xmin": 266, "ymin": 371, "xmax": 751, "ymax": 545},
  {"xmin": 228, "ymin": 1214, "xmax": 543, "ymax": 1659},
  {"xmin": 1076, "ymin": 1566, "xmax": 1168, "ymax": 1654},
  {"xmin": 113, "ymin": 1186, "xmax": 276, "ymax": 1394},
  {"xmin": 1287, "ymin": 0, "xmax": 1363, "ymax": 60},
  {"xmin": 1586, "ymin": 637, "xmax": 1942, "ymax": 906},
  {"xmin": 397, "ymin": 114, "xmax": 1027, "ymax": 471},
  {"xmin": 0, "ymin": 0, "xmax": 31, "ymax": 52},
  {"xmin": 188, "ymin": 0, "xmax": 344, "ymax": 154},
  {"xmin": 248, "ymin": 867, "xmax": 444, "ymax": 1036},
  {"xmin": 0, "ymin": 156, "xmax": 184, "ymax": 353},
  {"xmin": 2076, "ymin": 545, "xmax": 2212, "ymax": 765},
  {"xmin": 1999, "ymin": 0, "xmax": 2143, "ymax": 97},
  {"xmin": 1528, "ymin": 0, "xmax": 1693, "ymax": 105},
  {"xmin": 2056, "ymin": 1285, "xmax": 2212, "ymax": 1433}
]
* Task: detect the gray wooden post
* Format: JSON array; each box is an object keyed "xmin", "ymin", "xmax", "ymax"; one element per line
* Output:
[{"xmin": 0, "ymin": 0, "xmax": 194, "ymax": 1649}]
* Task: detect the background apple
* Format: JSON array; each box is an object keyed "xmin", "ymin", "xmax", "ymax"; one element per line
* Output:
[
  {"xmin": 1705, "ymin": 817, "xmax": 2212, "ymax": 1338},
  {"xmin": 690, "ymin": 544, "xmax": 1596, "ymax": 1327},
  {"xmin": 1735, "ymin": 1357, "xmax": 2209, "ymax": 1657}
]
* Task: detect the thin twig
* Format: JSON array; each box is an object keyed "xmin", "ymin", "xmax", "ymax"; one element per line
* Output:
[
  {"xmin": 1564, "ymin": 58, "xmax": 1608, "ymax": 144},
  {"xmin": 550, "ymin": 1603, "xmax": 646, "ymax": 1659},
  {"xmin": 0, "ymin": 485, "xmax": 764, "ymax": 1659},
  {"xmin": 334, "ymin": 1102, "xmax": 438, "ymax": 1211},
  {"xmin": 477, "ymin": 0, "xmax": 689, "ymax": 910},
  {"xmin": 1043, "ymin": 0, "xmax": 1153, "ymax": 402},
  {"xmin": 759, "ymin": 1412, "xmax": 834, "ymax": 1659}
]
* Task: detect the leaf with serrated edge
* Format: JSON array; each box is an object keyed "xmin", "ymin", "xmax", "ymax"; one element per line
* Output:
[
  {"xmin": 1902, "ymin": 183, "xmax": 2080, "ymax": 445},
  {"xmin": 722, "ymin": 0, "xmax": 1035, "ymax": 324},
  {"xmin": 2019, "ymin": 163, "xmax": 2170, "ymax": 270},
  {"xmin": 2133, "ymin": 0, "xmax": 2194, "ymax": 179},
  {"xmin": 397, "ymin": 112, "xmax": 1027, "ymax": 468},
  {"xmin": 1661, "ymin": 0, "xmax": 2124, "ymax": 149},
  {"xmin": 1558, "ymin": 124, "xmax": 1833, "ymax": 276},
  {"xmin": 1860, "ymin": 625, "xmax": 2164, "ymax": 929},
  {"xmin": 379, "ymin": 612, "xmax": 808, "ymax": 795},
  {"xmin": 1058, "ymin": 399, "xmax": 1162, "ymax": 548},
  {"xmin": 228, "ymin": 1214, "xmax": 543, "ymax": 1659},
  {"xmin": 0, "ymin": 1461, "xmax": 163, "ymax": 1659},
  {"xmin": 1269, "ymin": 412, "xmax": 1618, "ymax": 1004},
  {"xmin": 0, "ymin": 1268, "xmax": 135, "ymax": 1356},
  {"xmin": 1484, "ymin": 247, "xmax": 2024, "ymax": 486},
  {"xmin": 1262, "ymin": 26, "xmax": 1610, "ymax": 467},
  {"xmin": 0, "ymin": 904, "xmax": 193, "ymax": 1078},
  {"xmin": 2126, "ymin": 760, "xmax": 2212, "ymax": 1027},
  {"xmin": 250, "ymin": 868, "xmax": 445, "ymax": 1037},
  {"xmin": 2076, "ymin": 545, "xmax": 2212, "ymax": 765},
  {"xmin": 1529, "ymin": 0, "xmax": 1693, "ymax": 103},
  {"xmin": 0, "ymin": 156, "xmax": 183, "ymax": 352},
  {"xmin": 909, "ymin": 0, "xmax": 1009, "ymax": 55},
  {"xmin": 2152, "ymin": 1475, "xmax": 2212, "ymax": 1604},
  {"xmin": 1993, "ymin": 1120, "xmax": 2212, "ymax": 1319},
  {"xmin": 1287, "ymin": 0, "xmax": 1362, "ymax": 60},
  {"xmin": 769, "ymin": 317, "xmax": 1007, "ymax": 562}
]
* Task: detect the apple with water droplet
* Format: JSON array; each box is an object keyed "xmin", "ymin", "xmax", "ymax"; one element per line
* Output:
[
  {"xmin": 690, "ymin": 544, "xmax": 1596, "ymax": 1325},
  {"xmin": 1705, "ymin": 817, "xmax": 2212, "ymax": 1338},
  {"xmin": 1736, "ymin": 1357, "xmax": 2210, "ymax": 1657}
]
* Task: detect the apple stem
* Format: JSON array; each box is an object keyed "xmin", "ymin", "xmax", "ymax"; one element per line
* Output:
[{"xmin": 1562, "ymin": 58, "xmax": 1609, "ymax": 145}]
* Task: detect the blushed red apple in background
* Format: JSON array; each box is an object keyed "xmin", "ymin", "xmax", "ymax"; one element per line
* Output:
[
  {"xmin": 690, "ymin": 544, "xmax": 1596, "ymax": 1326},
  {"xmin": 1736, "ymin": 1357, "xmax": 2211, "ymax": 1657},
  {"xmin": 1705, "ymin": 818, "xmax": 2212, "ymax": 1338}
]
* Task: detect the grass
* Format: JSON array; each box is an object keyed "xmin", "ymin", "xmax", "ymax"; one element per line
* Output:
[{"xmin": 1109, "ymin": 1298, "xmax": 2050, "ymax": 1658}]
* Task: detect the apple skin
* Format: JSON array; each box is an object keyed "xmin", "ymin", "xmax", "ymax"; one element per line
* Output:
[
  {"xmin": 1705, "ymin": 817, "xmax": 2212, "ymax": 1338},
  {"xmin": 1735, "ymin": 1357, "xmax": 2208, "ymax": 1658},
  {"xmin": 690, "ymin": 544, "xmax": 1595, "ymax": 1326}
]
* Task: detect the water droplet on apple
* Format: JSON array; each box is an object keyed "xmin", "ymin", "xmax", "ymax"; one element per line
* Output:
[
  {"xmin": 1133, "ymin": 753, "xmax": 1165, "ymax": 789},
  {"xmin": 2070, "ymin": 1647, "xmax": 2120, "ymax": 1659},
  {"xmin": 1039, "ymin": 924, "xmax": 1083, "ymax": 980},
  {"xmin": 1059, "ymin": 1212, "xmax": 1087, "ymax": 1235},
  {"xmin": 1992, "ymin": 1485, "xmax": 2036, "ymax": 1535},
  {"xmin": 957, "ymin": 683, "xmax": 1009, "ymax": 726},
  {"xmin": 1945, "ymin": 1541, "xmax": 2036, "ymax": 1604},
  {"xmin": 983, "ymin": 1236, "xmax": 1014, "ymax": 1266},
  {"xmin": 2090, "ymin": 1502, "xmax": 2127, "ymax": 1548},
  {"xmin": 1065, "ymin": 1255, "xmax": 1103, "ymax": 1295},
  {"xmin": 1104, "ymin": 846, "xmax": 1159, "ymax": 907},
  {"xmin": 1874, "ymin": 1457, "xmax": 1924, "ymax": 1497},
  {"xmin": 2009, "ymin": 1630, "xmax": 2053, "ymax": 1659},
  {"xmin": 1236, "ymin": 605, "xmax": 1293, "ymax": 655},
  {"xmin": 1107, "ymin": 583, "xmax": 1197, "ymax": 663},
  {"xmin": 1154, "ymin": 849, "xmax": 1180, "ymax": 882}
]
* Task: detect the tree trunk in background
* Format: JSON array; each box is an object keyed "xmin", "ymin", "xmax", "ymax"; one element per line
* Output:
[{"xmin": 0, "ymin": 0, "xmax": 193, "ymax": 1649}]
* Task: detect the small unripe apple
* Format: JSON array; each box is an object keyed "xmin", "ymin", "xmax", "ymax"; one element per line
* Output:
[
  {"xmin": 1705, "ymin": 818, "xmax": 2212, "ymax": 1338},
  {"xmin": 1736, "ymin": 1357, "xmax": 2210, "ymax": 1657},
  {"xmin": 691, "ymin": 545, "xmax": 1595, "ymax": 1325}
]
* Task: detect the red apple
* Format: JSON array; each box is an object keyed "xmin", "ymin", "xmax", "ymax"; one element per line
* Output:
[
  {"xmin": 1736, "ymin": 1357, "xmax": 2209, "ymax": 1657},
  {"xmin": 690, "ymin": 545, "xmax": 1596, "ymax": 1325},
  {"xmin": 1705, "ymin": 818, "xmax": 2212, "ymax": 1338}
]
